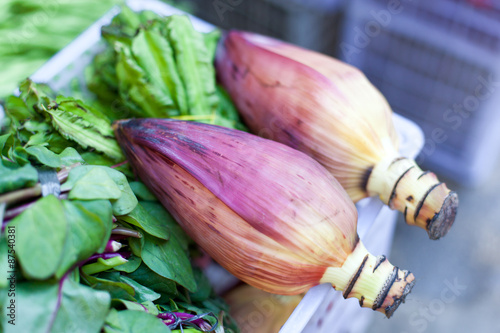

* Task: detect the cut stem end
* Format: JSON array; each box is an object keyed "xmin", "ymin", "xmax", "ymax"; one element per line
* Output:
[{"xmin": 320, "ymin": 241, "xmax": 414, "ymax": 317}]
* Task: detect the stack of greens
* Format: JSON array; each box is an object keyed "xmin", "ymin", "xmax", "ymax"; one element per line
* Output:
[
  {"xmin": 0, "ymin": 80, "xmax": 237, "ymax": 332},
  {"xmin": 0, "ymin": 6, "xmax": 247, "ymax": 333},
  {"xmin": 87, "ymin": 7, "xmax": 246, "ymax": 131}
]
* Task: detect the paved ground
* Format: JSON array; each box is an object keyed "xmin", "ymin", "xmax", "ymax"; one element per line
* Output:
[{"xmin": 369, "ymin": 161, "xmax": 500, "ymax": 332}]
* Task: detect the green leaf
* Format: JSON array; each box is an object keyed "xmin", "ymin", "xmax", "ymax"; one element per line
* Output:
[
  {"xmin": 103, "ymin": 309, "xmax": 170, "ymax": 333},
  {"xmin": 62, "ymin": 165, "xmax": 138, "ymax": 215},
  {"xmin": 127, "ymin": 263, "xmax": 178, "ymax": 300},
  {"xmin": 119, "ymin": 275, "xmax": 161, "ymax": 303},
  {"xmin": 9, "ymin": 195, "xmax": 67, "ymax": 279},
  {"xmin": 68, "ymin": 168, "xmax": 122, "ymax": 201},
  {"xmin": 0, "ymin": 162, "xmax": 38, "ymax": 194},
  {"xmin": 115, "ymin": 42, "xmax": 177, "ymax": 118},
  {"xmin": 118, "ymin": 203, "xmax": 170, "ymax": 240},
  {"xmin": 141, "ymin": 233, "xmax": 196, "ymax": 292},
  {"xmin": 129, "ymin": 181, "xmax": 157, "ymax": 201},
  {"xmin": 113, "ymin": 254, "xmax": 142, "ymax": 273},
  {"xmin": 55, "ymin": 200, "xmax": 113, "ymax": 277},
  {"xmin": 189, "ymin": 268, "xmax": 213, "ymax": 302},
  {"xmin": 164, "ymin": 15, "xmax": 218, "ymax": 116},
  {"xmin": 82, "ymin": 274, "xmax": 136, "ymax": 302},
  {"xmin": 111, "ymin": 299, "xmax": 146, "ymax": 312},
  {"xmin": 141, "ymin": 202, "xmax": 189, "ymax": 251},
  {"xmin": 141, "ymin": 301, "xmax": 159, "ymax": 315},
  {"xmin": 51, "ymin": 278, "xmax": 111, "ymax": 333},
  {"xmin": 25, "ymin": 145, "xmax": 84, "ymax": 168},
  {"xmin": 129, "ymin": 237, "xmax": 142, "ymax": 257},
  {"xmin": 131, "ymin": 27, "xmax": 187, "ymax": 115},
  {"xmin": 42, "ymin": 103, "xmax": 125, "ymax": 161}
]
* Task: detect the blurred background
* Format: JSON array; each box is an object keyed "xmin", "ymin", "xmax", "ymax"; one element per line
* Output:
[{"xmin": 1, "ymin": 0, "xmax": 499, "ymax": 332}]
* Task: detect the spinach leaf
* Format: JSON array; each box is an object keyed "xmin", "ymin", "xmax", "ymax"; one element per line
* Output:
[
  {"xmin": 118, "ymin": 203, "xmax": 170, "ymax": 240},
  {"xmin": 141, "ymin": 233, "xmax": 196, "ymax": 293},
  {"xmin": 103, "ymin": 309, "xmax": 170, "ymax": 333},
  {"xmin": 62, "ymin": 165, "xmax": 138, "ymax": 215},
  {"xmin": 129, "ymin": 181, "xmax": 157, "ymax": 201},
  {"xmin": 10, "ymin": 195, "xmax": 67, "ymax": 279},
  {"xmin": 68, "ymin": 168, "xmax": 122, "ymax": 201},
  {"xmin": 55, "ymin": 200, "xmax": 113, "ymax": 277},
  {"xmin": 25, "ymin": 146, "xmax": 84, "ymax": 168},
  {"xmin": 0, "ymin": 162, "xmax": 38, "ymax": 194},
  {"xmin": 127, "ymin": 263, "xmax": 178, "ymax": 299}
]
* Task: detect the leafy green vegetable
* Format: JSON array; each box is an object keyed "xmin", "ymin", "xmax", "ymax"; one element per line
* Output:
[
  {"xmin": 9, "ymin": 279, "xmax": 110, "ymax": 333},
  {"xmin": 0, "ymin": 162, "xmax": 38, "ymax": 194},
  {"xmin": 119, "ymin": 203, "xmax": 170, "ymax": 240},
  {"xmin": 82, "ymin": 274, "xmax": 136, "ymax": 302},
  {"xmin": 10, "ymin": 195, "xmax": 67, "ymax": 279},
  {"xmin": 25, "ymin": 146, "xmax": 84, "ymax": 168},
  {"xmin": 103, "ymin": 309, "xmax": 170, "ymax": 333},
  {"xmin": 62, "ymin": 165, "xmax": 138, "ymax": 215},
  {"xmin": 129, "ymin": 181, "xmax": 157, "ymax": 201},
  {"xmin": 50, "ymin": 278, "xmax": 111, "ymax": 333},
  {"xmin": 68, "ymin": 168, "xmax": 122, "ymax": 201},
  {"xmin": 9, "ymin": 196, "xmax": 113, "ymax": 280},
  {"xmin": 42, "ymin": 102, "xmax": 124, "ymax": 161},
  {"xmin": 113, "ymin": 255, "xmax": 142, "ymax": 273},
  {"xmin": 141, "ymin": 233, "xmax": 197, "ymax": 292},
  {"xmin": 55, "ymin": 200, "xmax": 113, "ymax": 277},
  {"xmin": 127, "ymin": 263, "xmax": 178, "ymax": 300}
]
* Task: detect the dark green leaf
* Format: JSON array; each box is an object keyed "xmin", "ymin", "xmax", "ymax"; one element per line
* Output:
[
  {"xmin": 82, "ymin": 274, "xmax": 136, "ymax": 302},
  {"xmin": 141, "ymin": 233, "xmax": 196, "ymax": 292},
  {"xmin": 129, "ymin": 236, "xmax": 142, "ymax": 257},
  {"xmin": 113, "ymin": 254, "xmax": 142, "ymax": 273},
  {"xmin": 0, "ymin": 162, "xmax": 38, "ymax": 194},
  {"xmin": 118, "ymin": 203, "xmax": 170, "ymax": 240},
  {"xmin": 127, "ymin": 263, "xmax": 178, "ymax": 299},
  {"xmin": 103, "ymin": 309, "xmax": 170, "ymax": 333},
  {"xmin": 119, "ymin": 275, "xmax": 161, "ymax": 303},
  {"xmin": 141, "ymin": 202, "xmax": 189, "ymax": 251},
  {"xmin": 10, "ymin": 195, "xmax": 67, "ymax": 279},
  {"xmin": 129, "ymin": 181, "xmax": 157, "ymax": 201},
  {"xmin": 189, "ymin": 268, "xmax": 213, "ymax": 302},
  {"xmin": 25, "ymin": 146, "xmax": 84, "ymax": 168}
]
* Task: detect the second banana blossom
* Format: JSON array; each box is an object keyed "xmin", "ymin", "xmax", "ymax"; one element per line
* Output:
[{"xmin": 215, "ymin": 30, "xmax": 458, "ymax": 240}]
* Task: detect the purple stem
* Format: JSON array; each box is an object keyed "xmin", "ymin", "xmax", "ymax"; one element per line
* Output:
[
  {"xmin": 104, "ymin": 240, "xmax": 122, "ymax": 252},
  {"xmin": 1, "ymin": 193, "xmax": 69, "ymax": 231},
  {"xmin": 47, "ymin": 269, "xmax": 71, "ymax": 332},
  {"xmin": 85, "ymin": 251, "xmax": 131, "ymax": 263},
  {"xmin": 110, "ymin": 160, "xmax": 128, "ymax": 169},
  {"xmin": 158, "ymin": 312, "xmax": 214, "ymax": 331}
]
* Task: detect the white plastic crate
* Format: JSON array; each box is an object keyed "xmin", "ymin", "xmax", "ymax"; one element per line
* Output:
[
  {"xmin": 340, "ymin": 0, "xmax": 500, "ymax": 186},
  {"xmin": 7, "ymin": 1, "xmax": 424, "ymax": 332}
]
